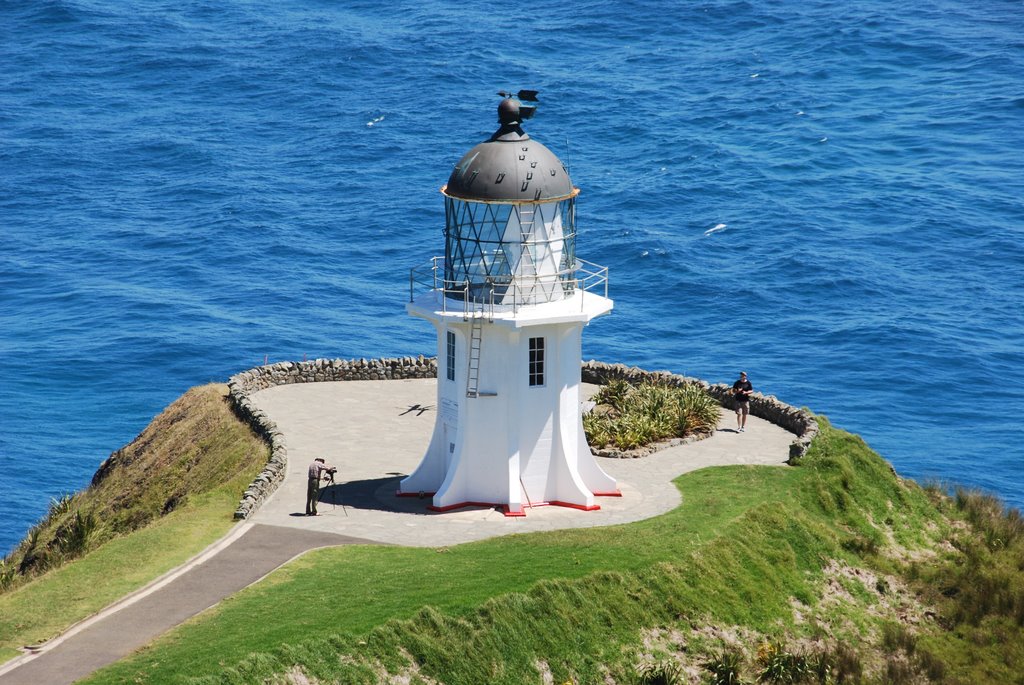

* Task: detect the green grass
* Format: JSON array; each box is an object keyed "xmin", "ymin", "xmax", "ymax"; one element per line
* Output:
[
  {"xmin": 0, "ymin": 492, "xmax": 240, "ymax": 656},
  {"xmin": 0, "ymin": 384, "xmax": 267, "ymax": 662},
  {"xmin": 85, "ymin": 465, "xmax": 807, "ymax": 683},
  {"xmin": 10, "ymin": 404, "xmax": 1021, "ymax": 684},
  {"xmin": 84, "ymin": 417, "xmax": 938, "ymax": 685}
]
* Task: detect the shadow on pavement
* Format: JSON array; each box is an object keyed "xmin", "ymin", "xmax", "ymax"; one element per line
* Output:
[{"xmin": 318, "ymin": 476, "xmax": 449, "ymax": 516}]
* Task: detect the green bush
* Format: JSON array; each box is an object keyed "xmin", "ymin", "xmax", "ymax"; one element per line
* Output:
[
  {"xmin": 756, "ymin": 641, "xmax": 808, "ymax": 683},
  {"xmin": 592, "ymin": 379, "xmax": 631, "ymax": 410},
  {"xmin": 704, "ymin": 649, "xmax": 744, "ymax": 684},
  {"xmin": 635, "ymin": 658, "xmax": 684, "ymax": 685},
  {"xmin": 0, "ymin": 560, "xmax": 15, "ymax": 592},
  {"xmin": 673, "ymin": 383, "xmax": 721, "ymax": 435},
  {"xmin": 614, "ymin": 412, "xmax": 665, "ymax": 450},
  {"xmin": 584, "ymin": 381, "xmax": 720, "ymax": 450},
  {"xmin": 582, "ymin": 412, "xmax": 613, "ymax": 449},
  {"xmin": 56, "ymin": 511, "xmax": 97, "ymax": 558}
]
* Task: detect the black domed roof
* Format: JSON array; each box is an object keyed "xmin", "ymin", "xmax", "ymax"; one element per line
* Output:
[{"xmin": 443, "ymin": 99, "xmax": 575, "ymax": 203}]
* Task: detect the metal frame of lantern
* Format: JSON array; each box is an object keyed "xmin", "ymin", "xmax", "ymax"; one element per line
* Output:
[{"xmin": 442, "ymin": 190, "xmax": 579, "ymax": 306}]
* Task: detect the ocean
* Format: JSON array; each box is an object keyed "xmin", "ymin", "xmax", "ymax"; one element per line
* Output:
[{"xmin": 2, "ymin": 0, "xmax": 1022, "ymax": 556}]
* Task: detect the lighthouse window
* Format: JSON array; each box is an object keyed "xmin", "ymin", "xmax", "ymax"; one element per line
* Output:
[
  {"xmin": 528, "ymin": 337, "xmax": 545, "ymax": 387},
  {"xmin": 446, "ymin": 331, "xmax": 456, "ymax": 381}
]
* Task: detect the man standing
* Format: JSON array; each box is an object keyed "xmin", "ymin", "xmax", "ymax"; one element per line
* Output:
[
  {"xmin": 306, "ymin": 457, "xmax": 334, "ymax": 516},
  {"xmin": 732, "ymin": 371, "xmax": 753, "ymax": 432}
]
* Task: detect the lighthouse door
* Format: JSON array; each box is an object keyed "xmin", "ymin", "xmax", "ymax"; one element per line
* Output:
[
  {"xmin": 519, "ymin": 415, "xmax": 554, "ymax": 505},
  {"xmin": 439, "ymin": 397, "xmax": 458, "ymax": 472}
]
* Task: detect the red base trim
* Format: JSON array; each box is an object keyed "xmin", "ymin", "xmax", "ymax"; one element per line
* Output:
[
  {"xmin": 395, "ymin": 490, "xmax": 436, "ymax": 498},
  {"xmin": 427, "ymin": 500, "xmax": 499, "ymax": 513},
  {"xmin": 592, "ymin": 490, "xmax": 623, "ymax": 497},
  {"xmin": 548, "ymin": 500, "xmax": 601, "ymax": 511},
  {"xmin": 423, "ymin": 499, "xmax": 603, "ymax": 516}
]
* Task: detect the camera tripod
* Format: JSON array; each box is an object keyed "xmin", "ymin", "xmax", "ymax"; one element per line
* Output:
[{"xmin": 319, "ymin": 470, "xmax": 347, "ymax": 516}]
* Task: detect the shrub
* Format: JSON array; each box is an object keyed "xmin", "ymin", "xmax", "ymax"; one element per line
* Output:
[
  {"xmin": 635, "ymin": 659, "xmax": 684, "ymax": 685},
  {"xmin": 883, "ymin": 654, "xmax": 915, "ymax": 685},
  {"xmin": 880, "ymin": 622, "xmax": 916, "ymax": 656},
  {"xmin": 704, "ymin": 649, "xmax": 744, "ymax": 684},
  {"xmin": 584, "ymin": 381, "xmax": 720, "ymax": 450},
  {"xmin": 55, "ymin": 510, "xmax": 97, "ymax": 558},
  {"xmin": 674, "ymin": 383, "xmax": 720, "ymax": 435},
  {"xmin": 593, "ymin": 379, "xmax": 630, "ymax": 411},
  {"xmin": 48, "ymin": 493, "xmax": 75, "ymax": 518},
  {"xmin": 0, "ymin": 559, "xmax": 15, "ymax": 592},
  {"xmin": 582, "ymin": 412, "xmax": 613, "ymax": 449},
  {"xmin": 614, "ymin": 413, "xmax": 663, "ymax": 450},
  {"xmin": 915, "ymin": 647, "xmax": 945, "ymax": 682},
  {"xmin": 831, "ymin": 642, "xmax": 863, "ymax": 684},
  {"xmin": 756, "ymin": 641, "xmax": 808, "ymax": 684},
  {"xmin": 17, "ymin": 528, "xmax": 42, "ymax": 575}
]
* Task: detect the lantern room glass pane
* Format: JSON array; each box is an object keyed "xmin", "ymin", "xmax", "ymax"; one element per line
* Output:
[{"xmin": 444, "ymin": 196, "xmax": 577, "ymax": 305}]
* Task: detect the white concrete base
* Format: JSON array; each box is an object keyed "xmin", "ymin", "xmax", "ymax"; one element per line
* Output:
[{"xmin": 400, "ymin": 296, "xmax": 617, "ymax": 515}]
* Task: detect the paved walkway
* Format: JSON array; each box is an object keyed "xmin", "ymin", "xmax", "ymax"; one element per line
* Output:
[
  {"xmin": 249, "ymin": 379, "xmax": 794, "ymax": 544},
  {"xmin": 0, "ymin": 378, "xmax": 793, "ymax": 684}
]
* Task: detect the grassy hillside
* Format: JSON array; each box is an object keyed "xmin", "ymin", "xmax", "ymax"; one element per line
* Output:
[
  {"xmin": 0, "ymin": 384, "xmax": 268, "ymax": 662},
  {"xmin": 80, "ymin": 418, "xmax": 1024, "ymax": 684},
  {"xmin": 4, "ymin": 383, "xmax": 1021, "ymax": 684}
]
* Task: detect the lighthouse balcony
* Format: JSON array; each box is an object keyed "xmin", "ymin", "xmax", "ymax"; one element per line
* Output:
[{"xmin": 408, "ymin": 256, "xmax": 610, "ymax": 320}]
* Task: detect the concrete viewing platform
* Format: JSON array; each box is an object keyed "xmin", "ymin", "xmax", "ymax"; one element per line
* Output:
[
  {"xmin": 247, "ymin": 378, "xmax": 793, "ymax": 545},
  {"xmin": 0, "ymin": 377, "xmax": 795, "ymax": 685}
]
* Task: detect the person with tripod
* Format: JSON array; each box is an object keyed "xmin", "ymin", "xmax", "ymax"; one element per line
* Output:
[{"xmin": 306, "ymin": 457, "xmax": 336, "ymax": 516}]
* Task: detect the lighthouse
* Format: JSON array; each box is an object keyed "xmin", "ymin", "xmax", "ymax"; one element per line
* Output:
[{"xmin": 400, "ymin": 93, "xmax": 618, "ymax": 516}]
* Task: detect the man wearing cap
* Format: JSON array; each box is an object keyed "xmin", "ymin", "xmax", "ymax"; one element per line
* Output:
[
  {"xmin": 306, "ymin": 457, "xmax": 335, "ymax": 516},
  {"xmin": 732, "ymin": 371, "xmax": 753, "ymax": 432}
]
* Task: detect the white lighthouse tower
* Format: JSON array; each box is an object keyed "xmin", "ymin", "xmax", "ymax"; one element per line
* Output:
[{"xmin": 400, "ymin": 93, "xmax": 618, "ymax": 516}]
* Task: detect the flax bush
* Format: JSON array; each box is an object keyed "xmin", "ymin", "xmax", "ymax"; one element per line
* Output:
[
  {"xmin": 673, "ymin": 383, "xmax": 720, "ymax": 435},
  {"xmin": 584, "ymin": 381, "xmax": 720, "ymax": 450},
  {"xmin": 592, "ymin": 378, "xmax": 630, "ymax": 410}
]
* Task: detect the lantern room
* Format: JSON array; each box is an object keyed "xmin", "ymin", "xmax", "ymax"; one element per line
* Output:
[{"xmin": 442, "ymin": 96, "xmax": 581, "ymax": 307}]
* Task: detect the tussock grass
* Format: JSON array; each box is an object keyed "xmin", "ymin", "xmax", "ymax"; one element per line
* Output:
[
  {"xmin": 3, "ymin": 384, "xmax": 266, "ymax": 587},
  {"xmin": 904, "ymin": 486, "xmax": 1024, "ymax": 683},
  {"xmin": 0, "ymin": 384, "xmax": 267, "ymax": 659}
]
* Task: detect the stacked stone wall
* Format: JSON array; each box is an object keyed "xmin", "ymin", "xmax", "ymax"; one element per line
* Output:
[
  {"xmin": 227, "ymin": 356, "xmax": 437, "ymax": 519},
  {"xmin": 581, "ymin": 360, "xmax": 819, "ymax": 463}
]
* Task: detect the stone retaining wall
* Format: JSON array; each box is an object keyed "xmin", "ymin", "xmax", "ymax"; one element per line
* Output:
[
  {"xmin": 226, "ymin": 356, "xmax": 817, "ymax": 519},
  {"xmin": 227, "ymin": 357, "xmax": 437, "ymax": 519},
  {"xmin": 581, "ymin": 361, "xmax": 819, "ymax": 463}
]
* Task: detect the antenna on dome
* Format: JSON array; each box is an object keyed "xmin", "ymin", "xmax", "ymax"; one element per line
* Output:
[{"xmin": 497, "ymin": 89, "xmax": 539, "ymax": 119}]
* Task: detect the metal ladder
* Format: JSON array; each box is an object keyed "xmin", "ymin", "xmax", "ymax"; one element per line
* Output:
[
  {"xmin": 519, "ymin": 205, "xmax": 538, "ymax": 277},
  {"xmin": 466, "ymin": 306, "xmax": 483, "ymax": 398}
]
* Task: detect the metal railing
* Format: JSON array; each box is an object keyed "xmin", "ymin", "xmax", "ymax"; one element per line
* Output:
[{"xmin": 409, "ymin": 256, "xmax": 609, "ymax": 315}]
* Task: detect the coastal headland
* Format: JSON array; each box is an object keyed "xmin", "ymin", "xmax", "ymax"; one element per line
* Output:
[{"xmin": 1, "ymin": 359, "xmax": 1021, "ymax": 684}]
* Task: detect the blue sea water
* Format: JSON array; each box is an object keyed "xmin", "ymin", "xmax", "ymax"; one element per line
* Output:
[{"xmin": 2, "ymin": 0, "xmax": 1022, "ymax": 556}]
